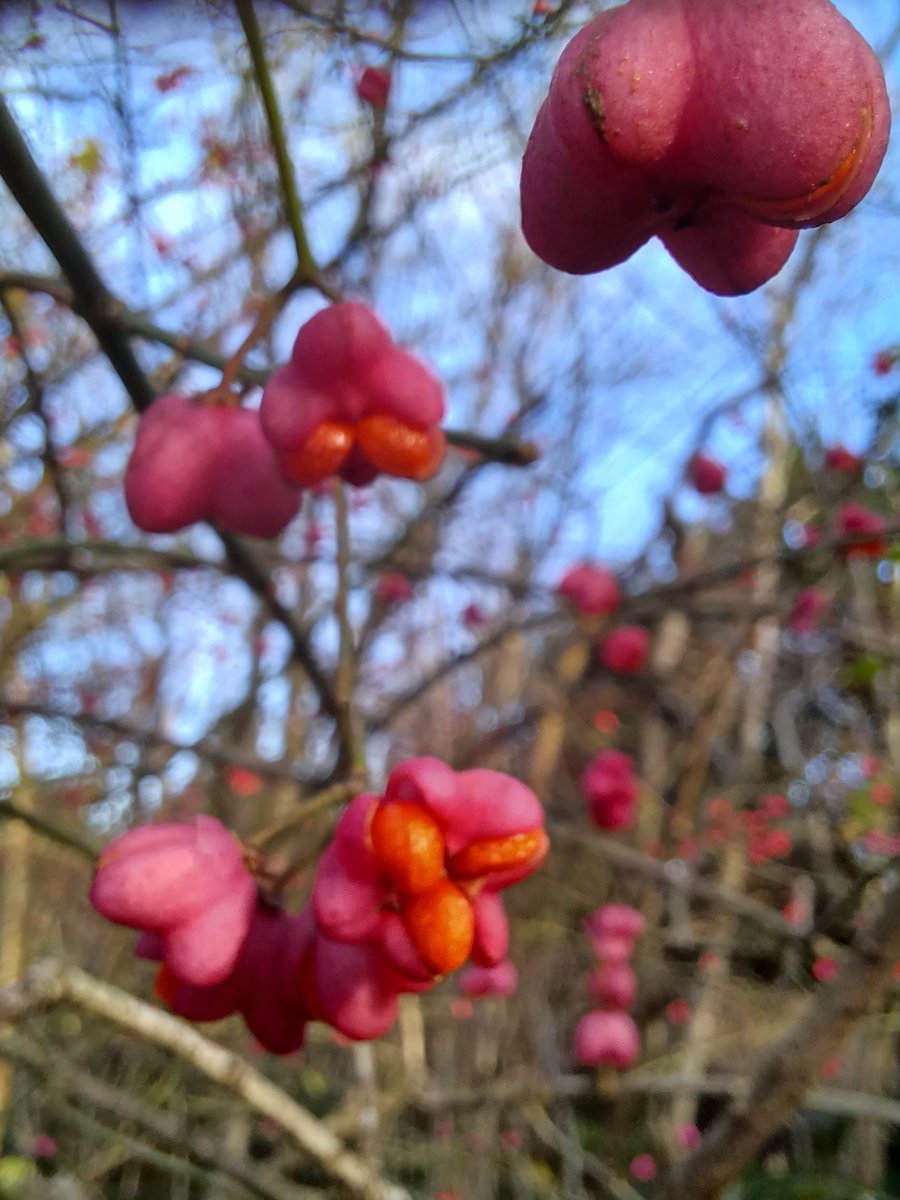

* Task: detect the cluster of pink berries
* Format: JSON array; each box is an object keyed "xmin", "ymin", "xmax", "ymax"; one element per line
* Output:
[
  {"xmin": 520, "ymin": 0, "xmax": 889, "ymax": 295},
  {"xmin": 90, "ymin": 759, "xmax": 547, "ymax": 1050},
  {"xmin": 556, "ymin": 565, "xmax": 651, "ymax": 675},
  {"xmin": 125, "ymin": 303, "xmax": 446, "ymax": 537},
  {"xmin": 574, "ymin": 904, "xmax": 644, "ymax": 1069}
]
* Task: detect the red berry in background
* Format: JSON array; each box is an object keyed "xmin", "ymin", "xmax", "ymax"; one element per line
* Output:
[
  {"xmin": 520, "ymin": 0, "xmax": 890, "ymax": 296},
  {"xmin": 376, "ymin": 572, "xmax": 414, "ymax": 604},
  {"xmin": 580, "ymin": 750, "xmax": 638, "ymax": 831},
  {"xmin": 355, "ymin": 66, "xmax": 392, "ymax": 110},
  {"xmin": 630, "ymin": 1154, "xmax": 657, "ymax": 1183},
  {"xmin": 583, "ymin": 903, "xmax": 645, "ymax": 961},
  {"xmin": 574, "ymin": 1009, "xmax": 640, "ymax": 1068},
  {"xmin": 597, "ymin": 625, "xmax": 650, "ymax": 674},
  {"xmin": 788, "ymin": 587, "xmax": 827, "ymax": 634},
  {"xmin": 873, "ymin": 350, "xmax": 897, "ymax": 376},
  {"xmin": 812, "ymin": 955, "xmax": 838, "ymax": 983},
  {"xmin": 459, "ymin": 960, "xmax": 519, "ymax": 998},
  {"xmin": 588, "ymin": 962, "xmax": 637, "ymax": 1009},
  {"xmin": 262, "ymin": 302, "xmax": 445, "ymax": 488},
  {"xmin": 834, "ymin": 502, "xmax": 888, "ymax": 558},
  {"xmin": 688, "ymin": 452, "xmax": 727, "ymax": 496},
  {"xmin": 824, "ymin": 445, "xmax": 863, "ymax": 472},
  {"xmin": 557, "ymin": 563, "xmax": 621, "ymax": 617}
]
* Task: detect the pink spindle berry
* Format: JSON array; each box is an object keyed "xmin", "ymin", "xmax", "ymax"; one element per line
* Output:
[
  {"xmin": 688, "ymin": 452, "xmax": 727, "ymax": 496},
  {"xmin": 873, "ymin": 350, "xmax": 896, "ymax": 376},
  {"xmin": 90, "ymin": 817, "xmax": 257, "ymax": 987},
  {"xmin": 125, "ymin": 396, "xmax": 300, "ymax": 537},
  {"xmin": 584, "ymin": 903, "xmax": 645, "ymax": 961},
  {"xmin": 588, "ymin": 962, "xmax": 637, "ymax": 1009},
  {"xmin": 630, "ymin": 1154, "xmax": 657, "ymax": 1183},
  {"xmin": 812, "ymin": 955, "xmax": 838, "ymax": 983},
  {"xmin": 574, "ymin": 1009, "xmax": 640, "ymax": 1069},
  {"xmin": 520, "ymin": 0, "xmax": 890, "ymax": 296},
  {"xmin": 835, "ymin": 503, "xmax": 888, "ymax": 558},
  {"xmin": 376, "ymin": 572, "xmax": 413, "ymax": 604},
  {"xmin": 355, "ymin": 66, "xmax": 392, "ymax": 109},
  {"xmin": 261, "ymin": 303, "xmax": 446, "ymax": 489},
  {"xmin": 824, "ymin": 445, "xmax": 863, "ymax": 473},
  {"xmin": 580, "ymin": 749, "xmax": 638, "ymax": 831},
  {"xmin": 459, "ymin": 960, "xmax": 519, "ymax": 998},
  {"xmin": 557, "ymin": 563, "xmax": 621, "ymax": 617},
  {"xmin": 309, "ymin": 759, "xmax": 548, "ymax": 1037},
  {"xmin": 677, "ymin": 1123, "xmax": 701, "ymax": 1150},
  {"xmin": 598, "ymin": 625, "xmax": 650, "ymax": 674},
  {"xmin": 789, "ymin": 588, "xmax": 827, "ymax": 634}
]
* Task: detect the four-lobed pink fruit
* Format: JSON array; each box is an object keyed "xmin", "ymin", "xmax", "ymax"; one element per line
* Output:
[
  {"xmin": 521, "ymin": 0, "xmax": 890, "ymax": 295},
  {"xmin": 125, "ymin": 397, "xmax": 301, "ymax": 537}
]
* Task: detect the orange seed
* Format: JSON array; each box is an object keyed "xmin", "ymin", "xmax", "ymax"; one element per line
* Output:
[{"xmin": 369, "ymin": 800, "xmax": 446, "ymax": 895}]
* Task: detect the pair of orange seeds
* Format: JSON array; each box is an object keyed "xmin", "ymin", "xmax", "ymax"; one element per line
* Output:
[
  {"xmin": 368, "ymin": 799, "xmax": 546, "ymax": 976},
  {"xmin": 279, "ymin": 414, "xmax": 446, "ymax": 488}
]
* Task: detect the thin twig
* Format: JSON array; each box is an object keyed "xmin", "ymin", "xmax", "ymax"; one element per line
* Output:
[{"xmin": 0, "ymin": 960, "xmax": 409, "ymax": 1200}]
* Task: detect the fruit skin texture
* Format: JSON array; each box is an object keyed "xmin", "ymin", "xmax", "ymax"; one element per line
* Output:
[
  {"xmin": 261, "ymin": 302, "xmax": 446, "ymax": 488},
  {"xmin": 124, "ymin": 396, "xmax": 301, "ymax": 537},
  {"xmin": 520, "ymin": 0, "xmax": 890, "ymax": 296},
  {"xmin": 89, "ymin": 816, "xmax": 257, "ymax": 988}
]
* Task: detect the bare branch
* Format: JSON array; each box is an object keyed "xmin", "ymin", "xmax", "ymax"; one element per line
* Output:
[{"xmin": 0, "ymin": 959, "xmax": 409, "ymax": 1200}]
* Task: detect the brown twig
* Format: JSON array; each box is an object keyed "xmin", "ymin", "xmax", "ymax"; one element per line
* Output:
[{"xmin": 0, "ymin": 960, "xmax": 409, "ymax": 1200}]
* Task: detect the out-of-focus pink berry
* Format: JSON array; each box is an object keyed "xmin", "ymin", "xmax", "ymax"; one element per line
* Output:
[
  {"xmin": 31, "ymin": 1134, "xmax": 57, "ymax": 1158},
  {"xmin": 584, "ymin": 903, "xmax": 645, "ymax": 963},
  {"xmin": 557, "ymin": 563, "xmax": 621, "ymax": 617},
  {"xmin": 574, "ymin": 1010, "xmax": 640, "ymax": 1069},
  {"xmin": 873, "ymin": 350, "xmax": 896, "ymax": 376},
  {"xmin": 812, "ymin": 955, "xmax": 838, "ymax": 983},
  {"xmin": 666, "ymin": 998, "xmax": 692, "ymax": 1025},
  {"xmin": 789, "ymin": 588, "xmax": 827, "ymax": 634},
  {"xmin": 587, "ymin": 962, "xmax": 637, "ymax": 1009},
  {"xmin": 835, "ymin": 503, "xmax": 888, "ymax": 558},
  {"xmin": 689, "ymin": 452, "xmax": 727, "ymax": 496},
  {"xmin": 377, "ymin": 572, "xmax": 413, "ymax": 604},
  {"xmin": 677, "ymin": 1123, "xmax": 701, "ymax": 1150},
  {"xmin": 824, "ymin": 445, "xmax": 863, "ymax": 473},
  {"xmin": 580, "ymin": 750, "xmax": 638, "ymax": 831},
  {"xmin": 355, "ymin": 66, "xmax": 392, "ymax": 109},
  {"xmin": 630, "ymin": 1154, "xmax": 657, "ymax": 1182},
  {"xmin": 597, "ymin": 625, "xmax": 650, "ymax": 674},
  {"xmin": 90, "ymin": 817, "xmax": 257, "ymax": 987},
  {"xmin": 459, "ymin": 960, "xmax": 519, "ymax": 998}
]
